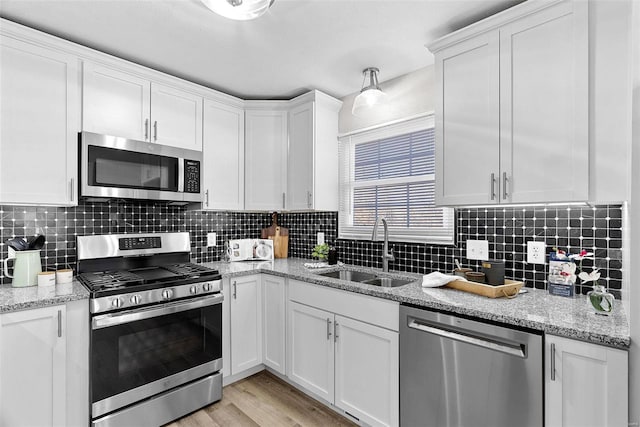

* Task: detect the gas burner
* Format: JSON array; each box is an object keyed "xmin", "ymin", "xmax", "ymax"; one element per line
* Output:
[
  {"xmin": 78, "ymin": 270, "xmax": 144, "ymax": 290},
  {"xmin": 164, "ymin": 263, "xmax": 217, "ymax": 277}
]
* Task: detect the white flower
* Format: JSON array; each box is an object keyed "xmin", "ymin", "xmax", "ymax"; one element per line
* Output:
[
  {"xmin": 568, "ymin": 250, "xmax": 594, "ymax": 261},
  {"xmin": 579, "ymin": 269, "xmax": 601, "ymax": 283},
  {"xmin": 560, "ymin": 263, "xmax": 577, "ymax": 284}
]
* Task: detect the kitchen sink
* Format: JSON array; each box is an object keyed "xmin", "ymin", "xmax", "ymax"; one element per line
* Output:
[
  {"xmin": 317, "ymin": 269, "xmax": 377, "ymax": 282},
  {"xmin": 315, "ymin": 268, "xmax": 414, "ymax": 288},
  {"xmin": 361, "ymin": 277, "xmax": 413, "ymax": 288}
]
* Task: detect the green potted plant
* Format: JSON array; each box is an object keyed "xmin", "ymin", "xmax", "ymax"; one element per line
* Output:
[{"xmin": 311, "ymin": 243, "xmax": 330, "ymax": 261}]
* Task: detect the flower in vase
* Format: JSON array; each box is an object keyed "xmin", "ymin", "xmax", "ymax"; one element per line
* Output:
[
  {"xmin": 578, "ymin": 268, "xmax": 601, "ymax": 284},
  {"xmin": 568, "ymin": 250, "xmax": 594, "ymax": 261},
  {"xmin": 559, "ymin": 262, "xmax": 577, "ymax": 284}
]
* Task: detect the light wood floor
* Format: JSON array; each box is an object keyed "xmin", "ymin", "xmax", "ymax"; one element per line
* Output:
[{"xmin": 164, "ymin": 371, "xmax": 358, "ymax": 427}]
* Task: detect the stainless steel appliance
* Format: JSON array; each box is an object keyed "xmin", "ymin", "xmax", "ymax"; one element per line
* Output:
[
  {"xmin": 77, "ymin": 232, "xmax": 223, "ymax": 427},
  {"xmin": 79, "ymin": 131, "xmax": 202, "ymax": 203},
  {"xmin": 400, "ymin": 305, "xmax": 543, "ymax": 427}
]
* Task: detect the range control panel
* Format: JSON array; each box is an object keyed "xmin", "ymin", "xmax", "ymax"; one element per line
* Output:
[
  {"xmin": 184, "ymin": 159, "xmax": 200, "ymax": 193},
  {"xmin": 119, "ymin": 236, "xmax": 162, "ymax": 251}
]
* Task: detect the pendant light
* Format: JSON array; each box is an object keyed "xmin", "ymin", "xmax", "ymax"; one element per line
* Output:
[
  {"xmin": 351, "ymin": 67, "xmax": 387, "ymax": 116},
  {"xmin": 200, "ymin": 0, "xmax": 275, "ymax": 21}
]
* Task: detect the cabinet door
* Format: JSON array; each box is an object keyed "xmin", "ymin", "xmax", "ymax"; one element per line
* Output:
[
  {"xmin": 202, "ymin": 100, "xmax": 244, "ymax": 210},
  {"xmin": 262, "ymin": 275, "xmax": 286, "ymax": 374},
  {"xmin": 221, "ymin": 278, "xmax": 231, "ymax": 378},
  {"xmin": 150, "ymin": 82, "xmax": 203, "ymax": 150},
  {"xmin": 545, "ymin": 335, "xmax": 628, "ymax": 427},
  {"xmin": 287, "ymin": 301, "xmax": 334, "ymax": 403},
  {"xmin": 0, "ymin": 36, "xmax": 79, "ymax": 206},
  {"xmin": 500, "ymin": 1, "xmax": 588, "ymax": 203},
  {"xmin": 82, "ymin": 61, "xmax": 150, "ymax": 141},
  {"xmin": 230, "ymin": 275, "xmax": 263, "ymax": 375},
  {"xmin": 435, "ymin": 32, "xmax": 500, "ymax": 206},
  {"xmin": 287, "ymin": 102, "xmax": 314, "ymax": 210},
  {"xmin": 334, "ymin": 316, "xmax": 399, "ymax": 427},
  {"xmin": 244, "ymin": 110, "xmax": 288, "ymax": 210},
  {"xmin": 0, "ymin": 305, "xmax": 66, "ymax": 427}
]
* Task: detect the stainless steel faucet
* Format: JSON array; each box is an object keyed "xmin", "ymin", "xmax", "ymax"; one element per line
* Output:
[{"xmin": 371, "ymin": 217, "xmax": 395, "ymax": 272}]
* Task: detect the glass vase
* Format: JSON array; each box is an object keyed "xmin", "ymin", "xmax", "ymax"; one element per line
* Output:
[{"xmin": 587, "ymin": 284, "xmax": 614, "ymax": 315}]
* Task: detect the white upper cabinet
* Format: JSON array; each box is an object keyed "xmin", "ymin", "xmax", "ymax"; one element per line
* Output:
[
  {"xmin": 202, "ymin": 99, "xmax": 245, "ymax": 210},
  {"xmin": 0, "ymin": 35, "xmax": 79, "ymax": 206},
  {"xmin": 287, "ymin": 91, "xmax": 342, "ymax": 211},
  {"xmin": 244, "ymin": 108, "xmax": 288, "ymax": 211},
  {"xmin": 430, "ymin": 0, "xmax": 588, "ymax": 206},
  {"xmin": 83, "ymin": 62, "xmax": 203, "ymax": 151}
]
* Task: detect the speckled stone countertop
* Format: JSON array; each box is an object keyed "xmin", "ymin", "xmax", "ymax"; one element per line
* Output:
[
  {"xmin": 203, "ymin": 258, "xmax": 630, "ymax": 349},
  {"xmin": 0, "ymin": 280, "xmax": 89, "ymax": 313}
]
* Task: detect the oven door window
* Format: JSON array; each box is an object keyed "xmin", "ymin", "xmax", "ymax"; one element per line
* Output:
[
  {"xmin": 91, "ymin": 303, "xmax": 222, "ymax": 403},
  {"xmin": 88, "ymin": 145, "xmax": 179, "ymax": 191}
]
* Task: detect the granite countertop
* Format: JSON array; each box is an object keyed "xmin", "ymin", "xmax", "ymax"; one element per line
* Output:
[
  {"xmin": 0, "ymin": 280, "xmax": 89, "ymax": 313},
  {"xmin": 204, "ymin": 258, "xmax": 631, "ymax": 349}
]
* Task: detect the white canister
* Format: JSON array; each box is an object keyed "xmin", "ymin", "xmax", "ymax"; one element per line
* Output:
[
  {"xmin": 56, "ymin": 269, "xmax": 73, "ymax": 284},
  {"xmin": 37, "ymin": 271, "xmax": 56, "ymax": 287}
]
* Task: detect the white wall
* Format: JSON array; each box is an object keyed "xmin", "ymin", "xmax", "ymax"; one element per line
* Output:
[{"xmin": 338, "ymin": 66, "xmax": 434, "ymax": 134}]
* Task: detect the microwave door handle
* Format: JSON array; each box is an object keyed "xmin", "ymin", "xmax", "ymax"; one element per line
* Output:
[
  {"xmin": 178, "ymin": 158, "xmax": 184, "ymax": 192},
  {"xmin": 92, "ymin": 293, "xmax": 223, "ymax": 330}
]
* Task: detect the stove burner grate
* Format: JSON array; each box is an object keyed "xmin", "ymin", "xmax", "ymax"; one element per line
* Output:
[{"xmin": 79, "ymin": 270, "xmax": 144, "ymax": 289}]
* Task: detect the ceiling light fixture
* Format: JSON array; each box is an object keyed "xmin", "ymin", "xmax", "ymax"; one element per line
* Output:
[
  {"xmin": 200, "ymin": 0, "xmax": 275, "ymax": 21},
  {"xmin": 352, "ymin": 67, "xmax": 387, "ymax": 116}
]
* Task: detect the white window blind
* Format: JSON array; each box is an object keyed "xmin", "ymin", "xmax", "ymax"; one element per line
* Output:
[{"xmin": 339, "ymin": 115, "xmax": 454, "ymax": 244}]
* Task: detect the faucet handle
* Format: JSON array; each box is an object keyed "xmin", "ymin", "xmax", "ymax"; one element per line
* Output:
[{"xmin": 386, "ymin": 245, "xmax": 395, "ymax": 260}]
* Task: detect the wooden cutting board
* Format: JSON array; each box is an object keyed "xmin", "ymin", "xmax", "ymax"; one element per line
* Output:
[{"xmin": 261, "ymin": 212, "xmax": 288, "ymax": 258}]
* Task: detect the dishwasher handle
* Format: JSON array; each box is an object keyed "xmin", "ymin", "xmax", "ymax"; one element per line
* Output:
[{"xmin": 408, "ymin": 319, "xmax": 526, "ymax": 358}]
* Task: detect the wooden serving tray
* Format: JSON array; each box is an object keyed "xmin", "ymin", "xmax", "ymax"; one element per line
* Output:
[{"xmin": 446, "ymin": 278, "xmax": 524, "ymax": 298}]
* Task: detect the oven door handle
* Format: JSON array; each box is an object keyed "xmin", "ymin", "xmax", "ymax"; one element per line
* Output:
[{"xmin": 92, "ymin": 294, "xmax": 224, "ymax": 330}]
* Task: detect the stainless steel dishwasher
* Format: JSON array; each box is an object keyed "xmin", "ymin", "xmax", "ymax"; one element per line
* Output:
[{"xmin": 400, "ymin": 305, "xmax": 543, "ymax": 427}]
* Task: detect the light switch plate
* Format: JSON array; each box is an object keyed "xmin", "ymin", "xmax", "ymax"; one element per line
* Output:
[
  {"xmin": 527, "ymin": 241, "xmax": 546, "ymax": 264},
  {"xmin": 466, "ymin": 240, "xmax": 489, "ymax": 260},
  {"xmin": 317, "ymin": 232, "xmax": 325, "ymax": 245},
  {"xmin": 207, "ymin": 232, "xmax": 217, "ymax": 247}
]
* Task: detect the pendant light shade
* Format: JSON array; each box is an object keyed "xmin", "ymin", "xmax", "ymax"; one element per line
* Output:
[
  {"xmin": 200, "ymin": 0, "xmax": 274, "ymax": 21},
  {"xmin": 352, "ymin": 67, "xmax": 387, "ymax": 116}
]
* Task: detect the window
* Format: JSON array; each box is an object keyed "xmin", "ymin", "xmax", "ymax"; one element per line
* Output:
[{"xmin": 339, "ymin": 115, "xmax": 454, "ymax": 244}]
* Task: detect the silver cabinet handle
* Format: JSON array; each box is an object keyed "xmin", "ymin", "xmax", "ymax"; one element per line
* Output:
[
  {"xmin": 326, "ymin": 318, "xmax": 332, "ymax": 340},
  {"xmin": 550, "ymin": 343, "xmax": 556, "ymax": 381},
  {"xmin": 307, "ymin": 190, "xmax": 312, "ymax": 209},
  {"xmin": 57, "ymin": 310, "xmax": 62, "ymax": 338},
  {"xmin": 205, "ymin": 189, "xmax": 209, "ymax": 207},
  {"xmin": 502, "ymin": 172, "xmax": 508, "ymax": 200},
  {"xmin": 282, "ymin": 192, "xmax": 286, "ymax": 209},
  {"xmin": 144, "ymin": 118, "xmax": 149, "ymax": 140},
  {"xmin": 69, "ymin": 178, "xmax": 75, "ymax": 202},
  {"xmin": 233, "ymin": 281, "xmax": 237, "ymax": 299},
  {"xmin": 490, "ymin": 173, "xmax": 496, "ymax": 200},
  {"xmin": 334, "ymin": 321, "xmax": 339, "ymax": 342},
  {"xmin": 153, "ymin": 120, "xmax": 158, "ymax": 142}
]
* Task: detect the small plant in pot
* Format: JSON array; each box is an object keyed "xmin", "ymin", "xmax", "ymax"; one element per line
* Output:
[{"xmin": 311, "ymin": 243, "xmax": 330, "ymax": 261}]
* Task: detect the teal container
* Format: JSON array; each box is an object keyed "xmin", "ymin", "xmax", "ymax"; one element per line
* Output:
[{"xmin": 3, "ymin": 250, "xmax": 42, "ymax": 287}]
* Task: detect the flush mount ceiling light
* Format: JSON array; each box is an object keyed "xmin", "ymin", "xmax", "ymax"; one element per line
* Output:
[
  {"xmin": 352, "ymin": 67, "xmax": 388, "ymax": 116},
  {"xmin": 200, "ymin": 0, "xmax": 275, "ymax": 21}
]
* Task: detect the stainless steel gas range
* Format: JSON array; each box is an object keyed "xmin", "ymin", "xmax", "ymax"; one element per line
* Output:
[{"xmin": 77, "ymin": 232, "xmax": 223, "ymax": 427}]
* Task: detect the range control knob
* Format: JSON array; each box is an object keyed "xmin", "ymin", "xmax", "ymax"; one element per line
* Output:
[
  {"xmin": 130, "ymin": 295, "xmax": 142, "ymax": 305},
  {"xmin": 202, "ymin": 282, "xmax": 212, "ymax": 292},
  {"xmin": 111, "ymin": 297, "xmax": 123, "ymax": 308},
  {"xmin": 161, "ymin": 289, "xmax": 173, "ymax": 300},
  {"xmin": 189, "ymin": 285, "xmax": 198, "ymax": 295}
]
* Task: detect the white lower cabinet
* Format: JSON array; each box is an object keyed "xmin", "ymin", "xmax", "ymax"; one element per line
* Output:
[
  {"xmin": 545, "ymin": 334, "xmax": 628, "ymax": 427},
  {"xmin": 228, "ymin": 275, "xmax": 263, "ymax": 375},
  {"xmin": 262, "ymin": 275, "xmax": 286, "ymax": 375},
  {"xmin": 288, "ymin": 280, "xmax": 399, "ymax": 427},
  {"xmin": 0, "ymin": 300, "xmax": 89, "ymax": 427}
]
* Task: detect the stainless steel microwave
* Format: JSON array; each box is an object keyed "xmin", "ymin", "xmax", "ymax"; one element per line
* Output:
[{"xmin": 79, "ymin": 132, "xmax": 202, "ymax": 203}]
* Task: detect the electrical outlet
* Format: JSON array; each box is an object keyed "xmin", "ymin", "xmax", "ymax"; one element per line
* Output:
[
  {"xmin": 317, "ymin": 232, "xmax": 325, "ymax": 245},
  {"xmin": 527, "ymin": 241, "xmax": 546, "ymax": 264},
  {"xmin": 207, "ymin": 232, "xmax": 217, "ymax": 247},
  {"xmin": 466, "ymin": 240, "xmax": 489, "ymax": 260}
]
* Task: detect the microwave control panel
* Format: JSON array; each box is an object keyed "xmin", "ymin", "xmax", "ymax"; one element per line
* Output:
[{"xmin": 184, "ymin": 160, "xmax": 201, "ymax": 193}]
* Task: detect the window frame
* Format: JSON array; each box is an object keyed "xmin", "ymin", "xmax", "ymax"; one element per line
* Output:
[{"xmin": 338, "ymin": 114, "xmax": 455, "ymax": 245}]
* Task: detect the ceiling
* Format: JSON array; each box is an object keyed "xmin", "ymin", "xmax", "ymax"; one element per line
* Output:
[{"xmin": 0, "ymin": 0, "xmax": 523, "ymax": 100}]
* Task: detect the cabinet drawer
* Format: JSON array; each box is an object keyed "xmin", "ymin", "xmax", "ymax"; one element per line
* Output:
[{"xmin": 288, "ymin": 280, "xmax": 399, "ymax": 331}]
